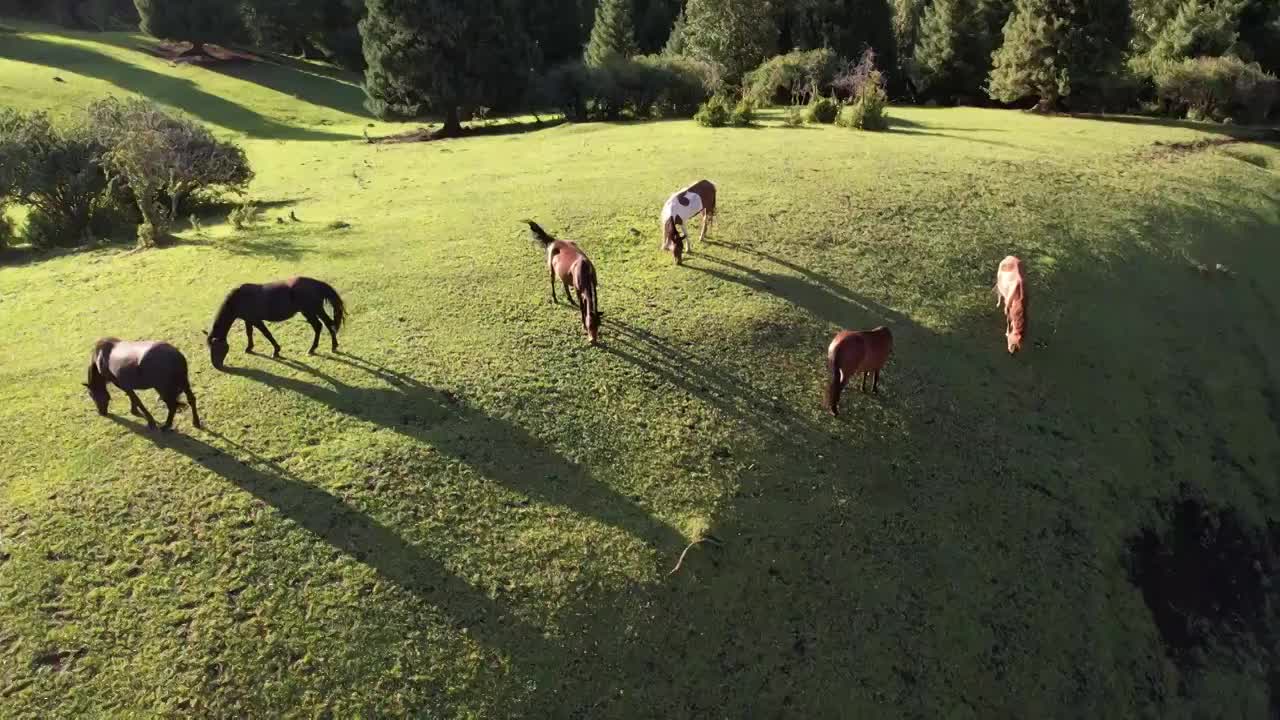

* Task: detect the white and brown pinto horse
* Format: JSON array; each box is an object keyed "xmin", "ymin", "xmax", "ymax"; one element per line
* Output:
[
  {"xmin": 825, "ymin": 327, "xmax": 893, "ymax": 416},
  {"xmin": 661, "ymin": 180, "xmax": 717, "ymax": 264},
  {"xmin": 994, "ymin": 255, "xmax": 1027, "ymax": 354},
  {"xmin": 525, "ymin": 220, "xmax": 601, "ymax": 344}
]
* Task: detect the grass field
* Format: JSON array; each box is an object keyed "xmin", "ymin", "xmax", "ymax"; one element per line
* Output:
[{"xmin": 3, "ymin": 23, "xmax": 1280, "ymax": 718}]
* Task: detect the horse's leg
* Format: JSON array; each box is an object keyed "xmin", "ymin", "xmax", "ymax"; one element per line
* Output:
[
  {"xmin": 565, "ymin": 281, "xmax": 578, "ymax": 307},
  {"xmin": 185, "ymin": 387, "xmax": 203, "ymax": 429},
  {"xmin": 255, "ymin": 321, "xmax": 282, "ymax": 357},
  {"xmin": 698, "ymin": 210, "xmax": 709, "ymax": 248},
  {"xmin": 244, "ymin": 320, "xmax": 255, "ymax": 354},
  {"xmin": 550, "ymin": 268, "xmax": 558, "ymax": 304},
  {"xmin": 317, "ymin": 308, "xmax": 339, "ymax": 352},
  {"xmin": 872, "ymin": 370, "xmax": 880, "ymax": 394},
  {"xmin": 123, "ymin": 389, "xmax": 158, "ymax": 429},
  {"xmin": 159, "ymin": 390, "xmax": 177, "ymax": 431},
  {"xmin": 860, "ymin": 372, "xmax": 868, "ymax": 393},
  {"xmin": 303, "ymin": 312, "xmax": 323, "ymax": 355}
]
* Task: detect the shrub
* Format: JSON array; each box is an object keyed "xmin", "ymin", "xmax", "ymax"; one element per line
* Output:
[
  {"xmin": 695, "ymin": 94, "xmax": 732, "ymax": 126},
  {"xmin": 805, "ymin": 95, "xmax": 839, "ymax": 124},
  {"xmin": 742, "ymin": 49, "xmax": 840, "ymax": 106},
  {"xmin": 229, "ymin": 200, "xmax": 261, "ymax": 230},
  {"xmin": 536, "ymin": 55, "xmax": 720, "ymax": 121},
  {"xmin": 730, "ymin": 97, "xmax": 756, "ymax": 126},
  {"xmin": 0, "ymin": 110, "xmax": 105, "ymax": 248},
  {"xmin": 840, "ymin": 65, "xmax": 890, "ymax": 130},
  {"xmin": 0, "ymin": 211, "xmax": 13, "ymax": 250},
  {"xmin": 86, "ymin": 98, "xmax": 252, "ymax": 247},
  {"xmin": 1154, "ymin": 56, "xmax": 1279, "ymax": 123},
  {"xmin": 783, "ymin": 105, "xmax": 804, "ymax": 127}
]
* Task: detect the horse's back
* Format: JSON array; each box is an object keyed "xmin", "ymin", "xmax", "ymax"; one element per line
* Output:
[
  {"xmin": 106, "ymin": 341, "xmax": 187, "ymax": 389},
  {"xmin": 831, "ymin": 327, "xmax": 893, "ymax": 372},
  {"xmin": 549, "ymin": 241, "xmax": 583, "ymax": 278},
  {"xmin": 688, "ymin": 179, "xmax": 716, "ymax": 209}
]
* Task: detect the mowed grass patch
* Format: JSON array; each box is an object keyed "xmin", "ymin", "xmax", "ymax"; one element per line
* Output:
[{"xmin": 2, "ymin": 23, "xmax": 1280, "ymax": 717}]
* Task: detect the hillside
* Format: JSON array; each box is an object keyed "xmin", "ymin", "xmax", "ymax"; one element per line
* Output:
[{"xmin": 2, "ymin": 23, "xmax": 1280, "ymax": 718}]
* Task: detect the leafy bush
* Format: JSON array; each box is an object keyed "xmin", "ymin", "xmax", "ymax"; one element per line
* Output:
[
  {"xmin": 86, "ymin": 98, "xmax": 253, "ymax": 246},
  {"xmin": 0, "ymin": 211, "xmax": 13, "ymax": 250},
  {"xmin": 695, "ymin": 94, "xmax": 732, "ymax": 126},
  {"xmin": 730, "ymin": 97, "xmax": 756, "ymax": 126},
  {"xmin": 1154, "ymin": 56, "xmax": 1279, "ymax": 123},
  {"xmin": 839, "ymin": 60, "xmax": 890, "ymax": 131},
  {"xmin": 804, "ymin": 95, "xmax": 839, "ymax": 124},
  {"xmin": 783, "ymin": 105, "xmax": 804, "ymax": 126},
  {"xmin": 229, "ymin": 200, "xmax": 261, "ymax": 230},
  {"xmin": 537, "ymin": 55, "xmax": 720, "ymax": 122},
  {"xmin": 742, "ymin": 49, "xmax": 840, "ymax": 106},
  {"xmin": 0, "ymin": 110, "xmax": 105, "ymax": 248}
]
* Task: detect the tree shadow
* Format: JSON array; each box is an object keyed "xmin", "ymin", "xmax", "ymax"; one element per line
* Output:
[
  {"xmin": 220, "ymin": 352, "xmax": 684, "ymax": 553},
  {"xmin": 1067, "ymin": 112, "xmax": 1280, "ymax": 141},
  {"xmin": 884, "ymin": 126, "xmax": 1019, "ymax": 148},
  {"xmin": 0, "ymin": 33, "xmax": 358, "ymax": 141},
  {"xmin": 205, "ymin": 53, "xmax": 370, "ymax": 119}
]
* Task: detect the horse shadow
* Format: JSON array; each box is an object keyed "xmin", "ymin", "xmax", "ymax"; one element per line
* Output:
[{"xmin": 222, "ymin": 352, "xmax": 684, "ymax": 554}]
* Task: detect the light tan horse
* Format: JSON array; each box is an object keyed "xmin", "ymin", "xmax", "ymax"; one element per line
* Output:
[
  {"xmin": 994, "ymin": 255, "xmax": 1027, "ymax": 354},
  {"xmin": 525, "ymin": 220, "xmax": 601, "ymax": 344},
  {"xmin": 825, "ymin": 327, "xmax": 893, "ymax": 416}
]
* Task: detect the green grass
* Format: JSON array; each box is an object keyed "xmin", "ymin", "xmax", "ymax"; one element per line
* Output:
[{"xmin": 3, "ymin": 23, "xmax": 1280, "ymax": 718}]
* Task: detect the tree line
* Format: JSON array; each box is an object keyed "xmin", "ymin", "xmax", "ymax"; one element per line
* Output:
[{"xmin": 6, "ymin": 0, "xmax": 1278, "ymax": 125}]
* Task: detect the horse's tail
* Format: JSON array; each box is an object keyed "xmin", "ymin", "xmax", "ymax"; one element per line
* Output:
[
  {"xmin": 825, "ymin": 350, "xmax": 842, "ymax": 414},
  {"xmin": 524, "ymin": 220, "xmax": 556, "ymax": 247},
  {"xmin": 318, "ymin": 280, "xmax": 345, "ymax": 333}
]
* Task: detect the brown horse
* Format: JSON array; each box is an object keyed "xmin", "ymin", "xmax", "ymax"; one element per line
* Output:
[
  {"xmin": 994, "ymin": 255, "xmax": 1027, "ymax": 354},
  {"xmin": 661, "ymin": 179, "xmax": 717, "ymax": 261},
  {"xmin": 825, "ymin": 327, "xmax": 893, "ymax": 416},
  {"xmin": 205, "ymin": 276, "xmax": 345, "ymax": 370},
  {"xmin": 85, "ymin": 338, "xmax": 202, "ymax": 431},
  {"xmin": 525, "ymin": 220, "xmax": 601, "ymax": 344}
]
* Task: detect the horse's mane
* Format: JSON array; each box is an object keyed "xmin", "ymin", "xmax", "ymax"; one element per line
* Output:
[
  {"xmin": 1007, "ymin": 289, "xmax": 1027, "ymax": 334},
  {"xmin": 209, "ymin": 286, "xmax": 244, "ymax": 338},
  {"xmin": 87, "ymin": 337, "xmax": 119, "ymax": 384}
]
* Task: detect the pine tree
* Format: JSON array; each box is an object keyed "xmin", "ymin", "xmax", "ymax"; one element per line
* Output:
[
  {"xmin": 683, "ymin": 0, "xmax": 776, "ymax": 82},
  {"xmin": 134, "ymin": 0, "xmax": 245, "ymax": 56},
  {"xmin": 585, "ymin": 0, "xmax": 639, "ymax": 66},
  {"xmin": 521, "ymin": 0, "xmax": 593, "ymax": 68},
  {"xmin": 914, "ymin": 0, "xmax": 1012, "ymax": 100},
  {"xmin": 987, "ymin": 0, "xmax": 1129, "ymax": 110},
  {"xmin": 664, "ymin": 9, "xmax": 688, "ymax": 55},
  {"xmin": 360, "ymin": 0, "xmax": 533, "ymax": 132}
]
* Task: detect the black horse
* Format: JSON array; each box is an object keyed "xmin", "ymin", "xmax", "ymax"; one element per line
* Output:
[
  {"xmin": 84, "ymin": 338, "xmax": 202, "ymax": 431},
  {"xmin": 205, "ymin": 277, "xmax": 346, "ymax": 370}
]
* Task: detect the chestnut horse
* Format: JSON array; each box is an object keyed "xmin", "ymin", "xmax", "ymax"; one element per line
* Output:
[
  {"xmin": 85, "ymin": 338, "xmax": 202, "ymax": 431},
  {"xmin": 525, "ymin": 220, "xmax": 601, "ymax": 344},
  {"xmin": 994, "ymin": 255, "xmax": 1027, "ymax": 354},
  {"xmin": 825, "ymin": 327, "xmax": 893, "ymax": 416},
  {"xmin": 661, "ymin": 180, "xmax": 717, "ymax": 262},
  {"xmin": 205, "ymin": 276, "xmax": 345, "ymax": 370}
]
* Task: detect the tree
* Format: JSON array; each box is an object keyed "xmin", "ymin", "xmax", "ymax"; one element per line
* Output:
[
  {"xmin": 913, "ymin": 0, "xmax": 1012, "ymax": 100},
  {"xmin": 359, "ymin": 0, "xmax": 533, "ymax": 132},
  {"xmin": 664, "ymin": 9, "xmax": 689, "ymax": 54},
  {"xmin": 987, "ymin": 0, "xmax": 1130, "ymax": 110},
  {"xmin": 637, "ymin": 0, "xmax": 682, "ymax": 52},
  {"xmin": 585, "ymin": 0, "xmax": 639, "ymax": 66},
  {"xmin": 780, "ymin": 0, "xmax": 899, "ymax": 76},
  {"xmin": 521, "ymin": 0, "xmax": 594, "ymax": 68},
  {"xmin": 133, "ymin": 0, "xmax": 246, "ymax": 56},
  {"xmin": 683, "ymin": 0, "xmax": 777, "ymax": 82}
]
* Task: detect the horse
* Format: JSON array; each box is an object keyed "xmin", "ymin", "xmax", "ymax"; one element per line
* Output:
[
  {"xmin": 994, "ymin": 255, "xmax": 1027, "ymax": 354},
  {"xmin": 204, "ymin": 276, "xmax": 345, "ymax": 370},
  {"xmin": 524, "ymin": 220, "xmax": 601, "ymax": 344},
  {"xmin": 84, "ymin": 338, "xmax": 202, "ymax": 431},
  {"xmin": 661, "ymin": 180, "xmax": 717, "ymax": 261},
  {"xmin": 825, "ymin": 327, "xmax": 894, "ymax": 416}
]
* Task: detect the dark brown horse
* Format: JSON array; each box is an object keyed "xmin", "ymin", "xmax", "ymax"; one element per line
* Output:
[
  {"xmin": 825, "ymin": 327, "xmax": 893, "ymax": 416},
  {"xmin": 205, "ymin": 276, "xmax": 345, "ymax": 370},
  {"xmin": 525, "ymin": 220, "xmax": 601, "ymax": 344},
  {"xmin": 85, "ymin": 338, "xmax": 202, "ymax": 431}
]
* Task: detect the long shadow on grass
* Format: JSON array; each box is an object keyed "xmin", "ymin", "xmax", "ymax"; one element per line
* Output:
[
  {"xmin": 205, "ymin": 54, "xmax": 370, "ymax": 119},
  {"xmin": 0, "ymin": 34, "xmax": 355, "ymax": 141},
  {"xmin": 223, "ymin": 352, "xmax": 684, "ymax": 553}
]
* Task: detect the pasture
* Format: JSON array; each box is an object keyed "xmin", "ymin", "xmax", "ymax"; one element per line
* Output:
[{"xmin": 3, "ymin": 24, "xmax": 1280, "ymax": 718}]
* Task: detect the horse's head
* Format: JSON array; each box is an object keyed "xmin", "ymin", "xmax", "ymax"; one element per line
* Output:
[
  {"xmin": 83, "ymin": 379, "xmax": 109, "ymax": 415},
  {"xmin": 205, "ymin": 331, "xmax": 230, "ymax": 370},
  {"xmin": 665, "ymin": 217, "xmax": 684, "ymax": 265},
  {"xmin": 1006, "ymin": 329, "xmax": 1023, "ymax": 354},
  {"xmin": 584, "ymin": 307, "xmax": 601, "ymax": 344}
]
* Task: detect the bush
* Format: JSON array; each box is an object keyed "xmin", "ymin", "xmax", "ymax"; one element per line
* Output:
[
  {"xmin": 86, "ymin": 98, "xmax": 253, "ymax": 247},
  {"xmin": 537, "ymin": 55, "xmax": 721, "ymax": 122},
  {"xmin": 0, "ymin": 211, "xmax": 13, "ymax": 250},
  {"xmin": 742, "ymin": 49, "xmax": 840, "ymax": 106},
  {"xmin": 730, "ymin": 97, "xmax": 756, "ymax": 126},
  {"xmin": 0, "ymin": 110, "xmax": 105, "ymax": 248},
  {"xmin": 229, "ymin": 200, "xmax": 261, "ymax": 230},
  {"xmin": 1155, "ymin": 56, "xmax": 1279, "ymax": 124},
  {"xmin": 783, "ymin": 105, "xmax": 804, "ymax": 127},
  {"xmin": 805, "ymin": 95, "xmax": 839, "ymax": 124},
  {"xmin": 695, "ymin": 94, "xmax": 732, "ymax": 126},
  {"xmin": 839, "ymin": 66, "xmax": 890, "ymax": 130}
]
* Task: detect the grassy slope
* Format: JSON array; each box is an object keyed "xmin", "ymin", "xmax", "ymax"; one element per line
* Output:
[{"xmin": 3, "ymin": 25, "xmax": 1280, "ymax": 719}]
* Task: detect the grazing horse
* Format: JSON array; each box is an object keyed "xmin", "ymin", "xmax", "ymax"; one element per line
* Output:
[
  {"xmin": 994, "ymin": 255, "xmax": 1027, "ymax": 354},
  {"xmin": 825, "ymin": 327, "xmax": 894, "ymax": 416},
  {"xmin": 84, "ymin": 338, "xmax": 202, "ymax": 431},
  {"xmin": 525, "ymin": 220, "xmax": 601, "ymax": 344},
  {"xmin": 205, "ymin": 277, "xmax": 345, "ymax": 370},
  {"xmin": 661, "ymin": 179, "xmax": 717, "ymax": 261}
]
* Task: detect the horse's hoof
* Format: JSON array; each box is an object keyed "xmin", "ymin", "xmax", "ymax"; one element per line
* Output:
[{"xmin": 245, "ymin": 348, "xmax": 255, "ymax": 354}]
